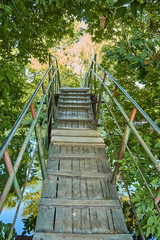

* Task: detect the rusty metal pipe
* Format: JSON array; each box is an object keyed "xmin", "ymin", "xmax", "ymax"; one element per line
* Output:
[
  {"xmin": 96, "ymin": 73, "xmax": 106, "ymax": 126},
  {"xmin": 4, "ymin": 150, "xmax": 22, "ymax": 200},
  {"xmin": 111, "ymin": 107, "xmax": 137, "ymax": 184}
]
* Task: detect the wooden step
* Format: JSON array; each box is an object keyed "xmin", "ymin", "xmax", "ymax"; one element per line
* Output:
[
  {"xmin": 58, "ymin": 101, "xmax": 90, "ymax": 105},
  {"xmin": 51, "ymin": 136, "xmax": 104, "ymax": 144},
  {"xmin": 51, "ymin": 129, "xmax": 101, "ymax": 137},
  {"xmin": 48, "ymin": 145, "xmax": 107, "ymax": 157},
  {"xmin": 33, "ymin": 233, "xmax": 133, "ymax": 240},
  {"xmin": 58, "ymin": 105, "xmax": 90, "ymax": 109},
  {"xmin": 47, "ymin": 170, "xmax": 112, "ymax": 179},
  {"xmin": 51, "ymin": 142, "xmax": 106, "ymax": 148},
  {"xmin": 39, "ymin": 198, "xmax": 121, "ymax": 208},
  {"xmin": 61, "ymin": 93, "xmax": 91, "ymax": 96},
  {"xmin": 60, "ymin": 87, "xmax": 89, "ymax": 92},
  {"xmin": 56, "ymin": 117, "xmax": 93, "ymax": 121},
  {"xmin": 59, "ymin": 96, "xmax": 89, "ymax": 100}
]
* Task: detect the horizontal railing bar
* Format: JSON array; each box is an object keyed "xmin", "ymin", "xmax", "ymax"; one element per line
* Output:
[
  {"xmin": 0, "ymin": 65, "xmax": 57, "ymax": 160},
  {"xmin": 91, "ymin": 63, "xmax": 160, "ymax": 135}
]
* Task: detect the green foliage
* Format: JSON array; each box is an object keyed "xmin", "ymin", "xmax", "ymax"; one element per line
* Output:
[
  {"xmin": 61, "ymin": 70, "xmax": 80, "ymax": 87},
  {"xmin": 0, "ymin": 221, "xmax": 17, "ymax": 240},
  {"xmin": 22, "ymin": 215, "xmax": 37, "ymax": 235}
]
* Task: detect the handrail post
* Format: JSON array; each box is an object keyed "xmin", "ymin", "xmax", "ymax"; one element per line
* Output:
[
  {"xmin": 111, "ymin": 106, "xmax": 137, "ymax": 184},
  {"xmin": 42, "ymin": 83, "xmax": 49, "ymax": 107},
  {"xmin": 96, "ymin": 73, "xmax": 106, "ymax": 127},
  {"xmin": 49, "ymin": 54, "xmax": 52, "ymax": 82},
  {"xmin": 56, "ymin": 59, "xmax": 61, "ymax": 90},
  {"xmin": 110, "ymin": 85, "xmax": 118, "ymax": 110},
  {"xmin": 94, "ymin": 54, "xmax": 97, "ymax": 93},
  {"xmin": 30, "ymin": 103, "xmax": 46, "ymax": 180},
  {"xmin": 88, "ymin": 62, "xmax": 93, "ymax": 88},
  {"xmin": 48, "ymin": 54, "xmax": 52, "ymax": 147},
  {"xmin": 51, "ymin": 66, "xmax": 56, "ymax": 121}
]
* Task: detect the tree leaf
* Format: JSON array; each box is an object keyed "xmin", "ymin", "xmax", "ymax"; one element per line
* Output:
[
  {"xmin": 155, "ymin": 142, "xmax": 160, "ymax": 148},
  {"xmin": 35, "ymin": 0, "xmax": 39, "ymax": 6},
  {"xmin": 137, "ymin": 3, "xmax": 145, "ymax": 15},
  {"xmin": 115, "ymin": 7, "xmax": 127, "ymax": 19},
  {"xmin": 131, "ymin": 0, "xmax": 138, "ymax": 18},
  {"xmin": 146, "ymin": 227, "xmax": 151, "ymax": 237},
  {"xmin": 147, "ymin": 216, "xmax": 154, "ymax": 226},
  {"xmin": 114, "ymin": 0, "xmax": 133, "ymax": 7}
]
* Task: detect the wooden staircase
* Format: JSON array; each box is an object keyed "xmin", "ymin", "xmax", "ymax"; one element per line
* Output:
[{"xmin": 33, "ymin": 87, "xmax": 132, "ymax": 240}]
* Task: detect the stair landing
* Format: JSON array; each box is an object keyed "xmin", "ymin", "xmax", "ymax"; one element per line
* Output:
[{"xmin": 33, "ymin": 88, "xmax": 132, "ymax": 240}]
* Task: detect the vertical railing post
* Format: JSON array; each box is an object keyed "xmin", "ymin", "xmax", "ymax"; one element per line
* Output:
[
  {"xmin": 96, "ymin": 73, "xmax": 106, "ymax": 127},
  {"xmin": 51, "ymin": 66, "xmax": 56, "ymax": 122},
  {"xmin": 42, "ymin": 83, "xmax": 49, "ymax": 107},
  {"xmin": 56, "ymin": 59, "xmax": 61, "ymax": 90},
  {"xmin": 111, "ymin": 106, "xmax": 137, "ymax": 184},
  {"xmin": 110, "ymin": 85, "xmax": 118, "ymax": 110},
  {"xmin": 88, "ymin": 62, "xmax": 93, "ymax": 88},
  {"xmin": 48, "ymin": 55, "xmax": 52, "ymax": 148},
  {"xmin": 94, "ymin": 54, "xmax": 97, "ymax": 94},
  {"xmin": 30, "ymin": 103, "xmax": 46, "ymax": 180}
]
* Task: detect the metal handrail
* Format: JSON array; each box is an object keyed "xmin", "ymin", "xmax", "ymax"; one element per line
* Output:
[
  {"xmin": 93, "ymin": 60, "xmax": 160, "ymax": 135},
  {"xmin": 0, "ymin": 55, "xmax": 59, "ymax": 160},
  {"xmin": 0, "ymin": 54, "xmax": 61, "ymax": 239},
  {"xmin": 85, "ymin": 54, "xmax": 160, "ymax": 238},
  {"xmin": 85, "ymin": 55, "xmax": 159, "ymax": 135}
]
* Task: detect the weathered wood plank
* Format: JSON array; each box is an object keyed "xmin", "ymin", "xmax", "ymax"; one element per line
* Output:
[
  {"xmin": 52, "ymin": 142, "xmax": 106, "ymax": 148},
  {"xmin": 60, "ymin": 159, "xmax": 71, "ymax": 171},
  {"xmin": 41, "ymin": 179, "xmax": 57, "ymax": 198},
  {"xmin": 39, "ymin": 199, "xmax": 121, "ymax": 208},
  {"xmin": 107, "ymin": 181, "xmax": 119, "ymax": 200},
  {"xmin": 60, "ymin": 87, "xmax": 89, "ymax": 92},
  {"xmin": 54, "ymin": 207, "xmax": 72, "ymax": 233},
  {"xmin": 81, "ymin": 208, "xmax": 92, "ymax": 233},
  {"xmin": 72, "ymin": 208, "xmax": 81, "ymax": 233},
  {"xmin": 48, "ymin": 156, "xmax": 108, "ymax": 160},
  {"xmin": 80, "ymin": 179, "xmax": 88, "ymax": 199},
  {"xmin": 112, "ymin": 209, "xmax": 128, "ymax": 233},
  {"xmin": 57, "ymin": 177, "xmax": 72, "ymax": 199},
  {"xmin": 47, "ymin": 159, "xmax": 59, "ymax": 170},
  {"xmin": 100, "ymin": 180, "xmax": 111, "ymax": 200},
  {"xmin": 90, "ymin": 208, "xmax": 109, "ymax": 233},
  {"xmin": 72, "ymin": 178, "xmax": 81, "ymax": 199},
  {"xmin": 51, "ymin": 136, "xmax": 104, "ymax": 144},
  {"xmin": 33, "ymin": 232, "xmax": 133, "ymax": 240},
  {"xmin": 87, "ymin": 179, "xmax": 103, "ymax": 200},
  {"xmin": 35, "ymin": 205, "xmax": 55, "ymax": 232},
  {"xmin": 47, "ymin": 170, "xmax": 112, "ymax": 179},
  {"xmin": 106, "ymin": 209, "xmax": 115, "ymax": 232},
  {"xmin": 51, "ymin": 129, "xmax": 101, "ymax": 137}
]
